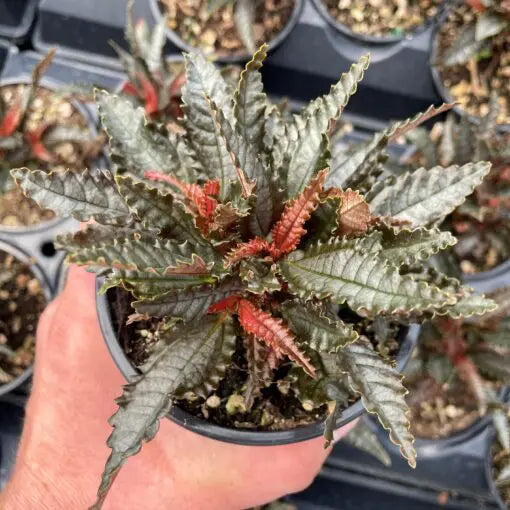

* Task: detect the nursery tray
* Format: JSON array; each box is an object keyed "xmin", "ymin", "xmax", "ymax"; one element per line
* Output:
[
  {"xmin": 33, "ymin": 0, "xmax": 442, "ymax": 124},
  {"xmin": 0, "ymin": 0, "xmax": 37, "ymax": 42}
]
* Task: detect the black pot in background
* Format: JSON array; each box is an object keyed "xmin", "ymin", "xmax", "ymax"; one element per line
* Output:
[
  {"xmin": 97, "ymin": 278, "xmax": 420, "ymax": 447},
  {"xmin": 310, "ymin": 0, "xmax": 445, "ymax": 45},
  {"xmin": 149, "ymin": 0, "xmax": 304, "ymax": 64},
  {"xmin": 0, "ymin": 0, "xmax": 37, "ymax": 43},
  {"xmin": 0, "ymin": 239, "xmax": 54, "ymax": 397},
  {"xmin": 429, "ymin": 4, "xmax": 510, "ymax": 134},
  {"xmin": 0, "ymin": 393, "xmax": 25, "ymax": 490}
]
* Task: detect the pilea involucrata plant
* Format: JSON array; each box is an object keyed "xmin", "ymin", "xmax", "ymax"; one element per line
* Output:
[
  {"xmin": 12, "ymin": 46, "xmax": 496, "ymax": 508},
  {"xmin": 112, "ymin": 1, "xmax": 186, "ymax": 121}
]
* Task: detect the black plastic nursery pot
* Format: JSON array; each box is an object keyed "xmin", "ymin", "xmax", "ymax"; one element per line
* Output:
[
  {"xmin": 0, "ymin": 38, "xmax": 12, "ymax": 75},
  {"xmin": 150, "ymin": 0, "xmax": 304, "ymax": 64},
  {"xmin": 485, "ymin": 428, "xmax": 508, "ymax": 510},
  {"xmin": 310, "ymin": 0, "xmax": 444, "ymax": 45},
  {"xmin": 96, "ymin": 280, "xmax": 420, "ymax": 447},
  {"xmin": 429, "ymin": 4, "xmax": 510, "ymax": 133},
  {"xmin": 0, "ymin": 239, "xmax": 53, "ymax": 397},
  {"xmin": 0, "ymin": 0, "xmax": 37, "ymax": 43},
  {"xmin": 0, "ymin": 393, "xmax": 25, "ymax": 490}
]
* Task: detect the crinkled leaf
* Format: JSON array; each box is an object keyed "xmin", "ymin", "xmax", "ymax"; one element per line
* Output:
[
  {"xmin": 92, "ymin": 315, "xmax": 236, "ymax": 509},
  {"xmin": 116, "ymin": 174, "xmax": 207, "ymax": 246},
  {"xmin": 377, "ymin": 227, "xmax": 457, "ymax": 265},
  {"xmin": 96, "ymin": 90, "xmax": 192, "ymax": 180},
  {"xmin": 239, "ymin": 260, "xmax": 281, "ymax": 294},
  {"xmin": 279, "ymin": 237, "xmax": 454, "ymax": 315},
  {"xmin": 339, "ymin": 339, "xmax": 416, "ymax": 468},
  {"xmin": 237, "ymin": 299, "xmax": 316, "ymax": 377},
  {"xmin": 272, "ymin": 168, "xmax": 328, "ymax": 254},
  {"xmin": 233, "ymin": 0, "xmax": 257, "ymax": 54},
  {"xmin": 475, "ymin": 11, "xmax": 507, "ymax": 41},
  {"xmin": 281, "ymin": 301, "xmax": 358, "ymax": 353},
  {"xmin": 182, "ymin": 52, "xmax": 236, "ymax": 199},
  {"xmin": 367, "ymin": 162, "xmax": 491, "ymax": 226},
  {"xmin": 11, "ymin": 167, "xmax": 130, "ymax": 225},
  {"xmin": 233, "ymin": 44, "xmax": 268, "ymax": 149},
  {"xmin": 133, "ymin": 277, "xmax": 243, "ymax": 322},
  {"xmin": 286, "ymin": 55, "xmax": 370, "ymax": 197}
]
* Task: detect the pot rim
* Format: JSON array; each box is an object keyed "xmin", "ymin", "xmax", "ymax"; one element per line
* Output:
[
  {"xmin": 310, "ymin": 0, "xmax": 446, "ymax": 45},
  {"xmin": 0, "ymin": 238, "xmax": 53, "ymax": 397},
  {"xmin": 149, "ymin": 0, "xmax": 304, "ymax": 64},
  {"xmin": 463, "ymin": 259, "xmax": 510, "ymax": 287},
  {"xmin": 0, "ymin": 75, "xmax": 101, "ymax": 234},
  {"xmin": 429, "ymin": 5, "xmax": 510, "ymax": 133},
  {"xmin": 96, "ymin": 277, "xmax": 420, "ymax": 446}
]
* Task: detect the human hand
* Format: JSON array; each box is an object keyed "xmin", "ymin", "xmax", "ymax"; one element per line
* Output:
[{"xmin": 0, "ymin": 265, "xmax": 355, "ymax": 510}]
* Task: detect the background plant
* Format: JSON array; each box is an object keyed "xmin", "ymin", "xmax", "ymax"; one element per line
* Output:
[
  {"xmin": 111, "ymin": 1, "xmax": 186, "ymax": 121},
  {"xmin": 399, "ymin": 97, "xmax": 510, "ymax": 273},
  {"xmin": 0, "ymin": 49, "xmax": 103, "ymax": 194},
  {"xmin": 12, "ymin": 46, "xmax": 496, "ymax": 509}
]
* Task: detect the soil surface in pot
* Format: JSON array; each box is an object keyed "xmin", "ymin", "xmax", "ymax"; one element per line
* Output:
[
  {"xmin": 436, "ymin": 3, "xmax": 510, "ymax": 125},
  {"xmin": 321, "ymin": 0, "xmax": 441, "ymax": 38},
  {"xmin": 159, "ymin": 0, "xmax": 295, "ymax": 57},
  {"xmin": 108, "ymin": 288, "xmax": 403, "ymax": 433},
  {"xmin": 0, "ymin": 85, "xmax": 93, "ymax": 227},
  {"xmin": 0, "ymin": 250, "xmax": 46, "ymax": 385},
  {"xmin": 406, "ymin": 375, "xmax": 495, "ymax": 439}
]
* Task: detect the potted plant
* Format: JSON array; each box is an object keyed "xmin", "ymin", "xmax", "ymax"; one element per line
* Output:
[
  {"xmin": 312, "ymin": 0, "xmax": 443, "ymax": 44},
  {"xmin": 110, "ymin": 1, "xmax": 186, "ymax": 122},
  {"xmin": 398, "ymin": 99, "xmax": 510, "ymax": 276},
  {"xmin": 12, "ymin": 47, "xmax": 495, "ymax": 508},
  {"xmin": 0, "ymin": 49, "xmax": 104, "ymax": 229},
  {"xmin": 152, "ymin": 0, "xmax": 302, "ymax": 61},
  {"xmin": 0, "ymin": 240, "xmax": 51, "ymax": 396},
  {"xmin": 431, "ymin": 0, "xmax": 510, "ymax": 127},
  {"xmin": 404, "ymin": 287, "xmax": 510, "ymax": 441}
]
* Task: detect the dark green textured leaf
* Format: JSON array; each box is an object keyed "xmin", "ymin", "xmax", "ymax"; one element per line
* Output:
[
  {"xmin": 367, "ymin": 162, "xmax": 491, "ymax": 226},
  {"xmin": 11, "ymin": 167, "xmax": 130, "ymax": 225},
  {"xmin": 377, "ymin": 227, "xmax": 457, "ymax": 266},
  {"xmin": 92, "ymin": 316, "xmax": 236, "ymax": 509},
  {"xmin": 279, "ymin": 238, "xmax": 454, "ymax": 315},
  {"xmin": 182, "ymin": 52, "xmax": 236, "ymax": 199},
  {"xmin": 116, "ymin": 174, "xmax": 207, "ymax": 246},
  {"xmin": 133, "ymin": 276, "xmax": 244, "ymax": 322},
  {"xmin": 233, "ymin": 44, "xmax": 268, "ymax": 150},
  {"xmin": 340, "ymin": 339, "xmax": 416, "ymax": 468},
  {"xmin": 96, "ymin": 90, "xmax": 189, "ymax": 180},
  {"xmin": 471, "ymin": 351, "xmax": 510, "ymax": 383},
  {"xmin": 281, "ymin": 301, "xmax": 358, "ymax": 353}
]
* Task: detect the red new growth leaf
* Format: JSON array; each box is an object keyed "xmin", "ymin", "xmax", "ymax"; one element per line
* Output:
[
  {"xmin": 237, "ymin": 299, "xmax": 316, "ymax": 378},
  {"xmin": 207, "ymin": 294, "xmax": 242, "ymax": 314},
  {"xmin": 271, "ymin": 168, "xmax": 328, "ymax": 256},
  {"xmin": 121, "ymin": 81, "xmax": 139, "ymax": 97},
  {"xmin": 139, "ymin": 74, "xmax": 159, "ymax": 116},
  {"xmin": 144, "ymin": 171, "xmax": 219, "ymax": 224},
  {"xmin": 169, "ymin": 73, "xmax": 186, "ymax": 99},
  {"xmin": 465, "ymin": 0, "xmax": 486, "ymax": 12},
  {"xmin": 25, "ymin": 125, "xmax": 55, "ymax": 163},
  {"xmin": 224, "ymin": 238, "xmax": 272, "ymax": 268},
  {"xmin": 0, "ymin": 100, "xmax": 22, "ymax": 137}
]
